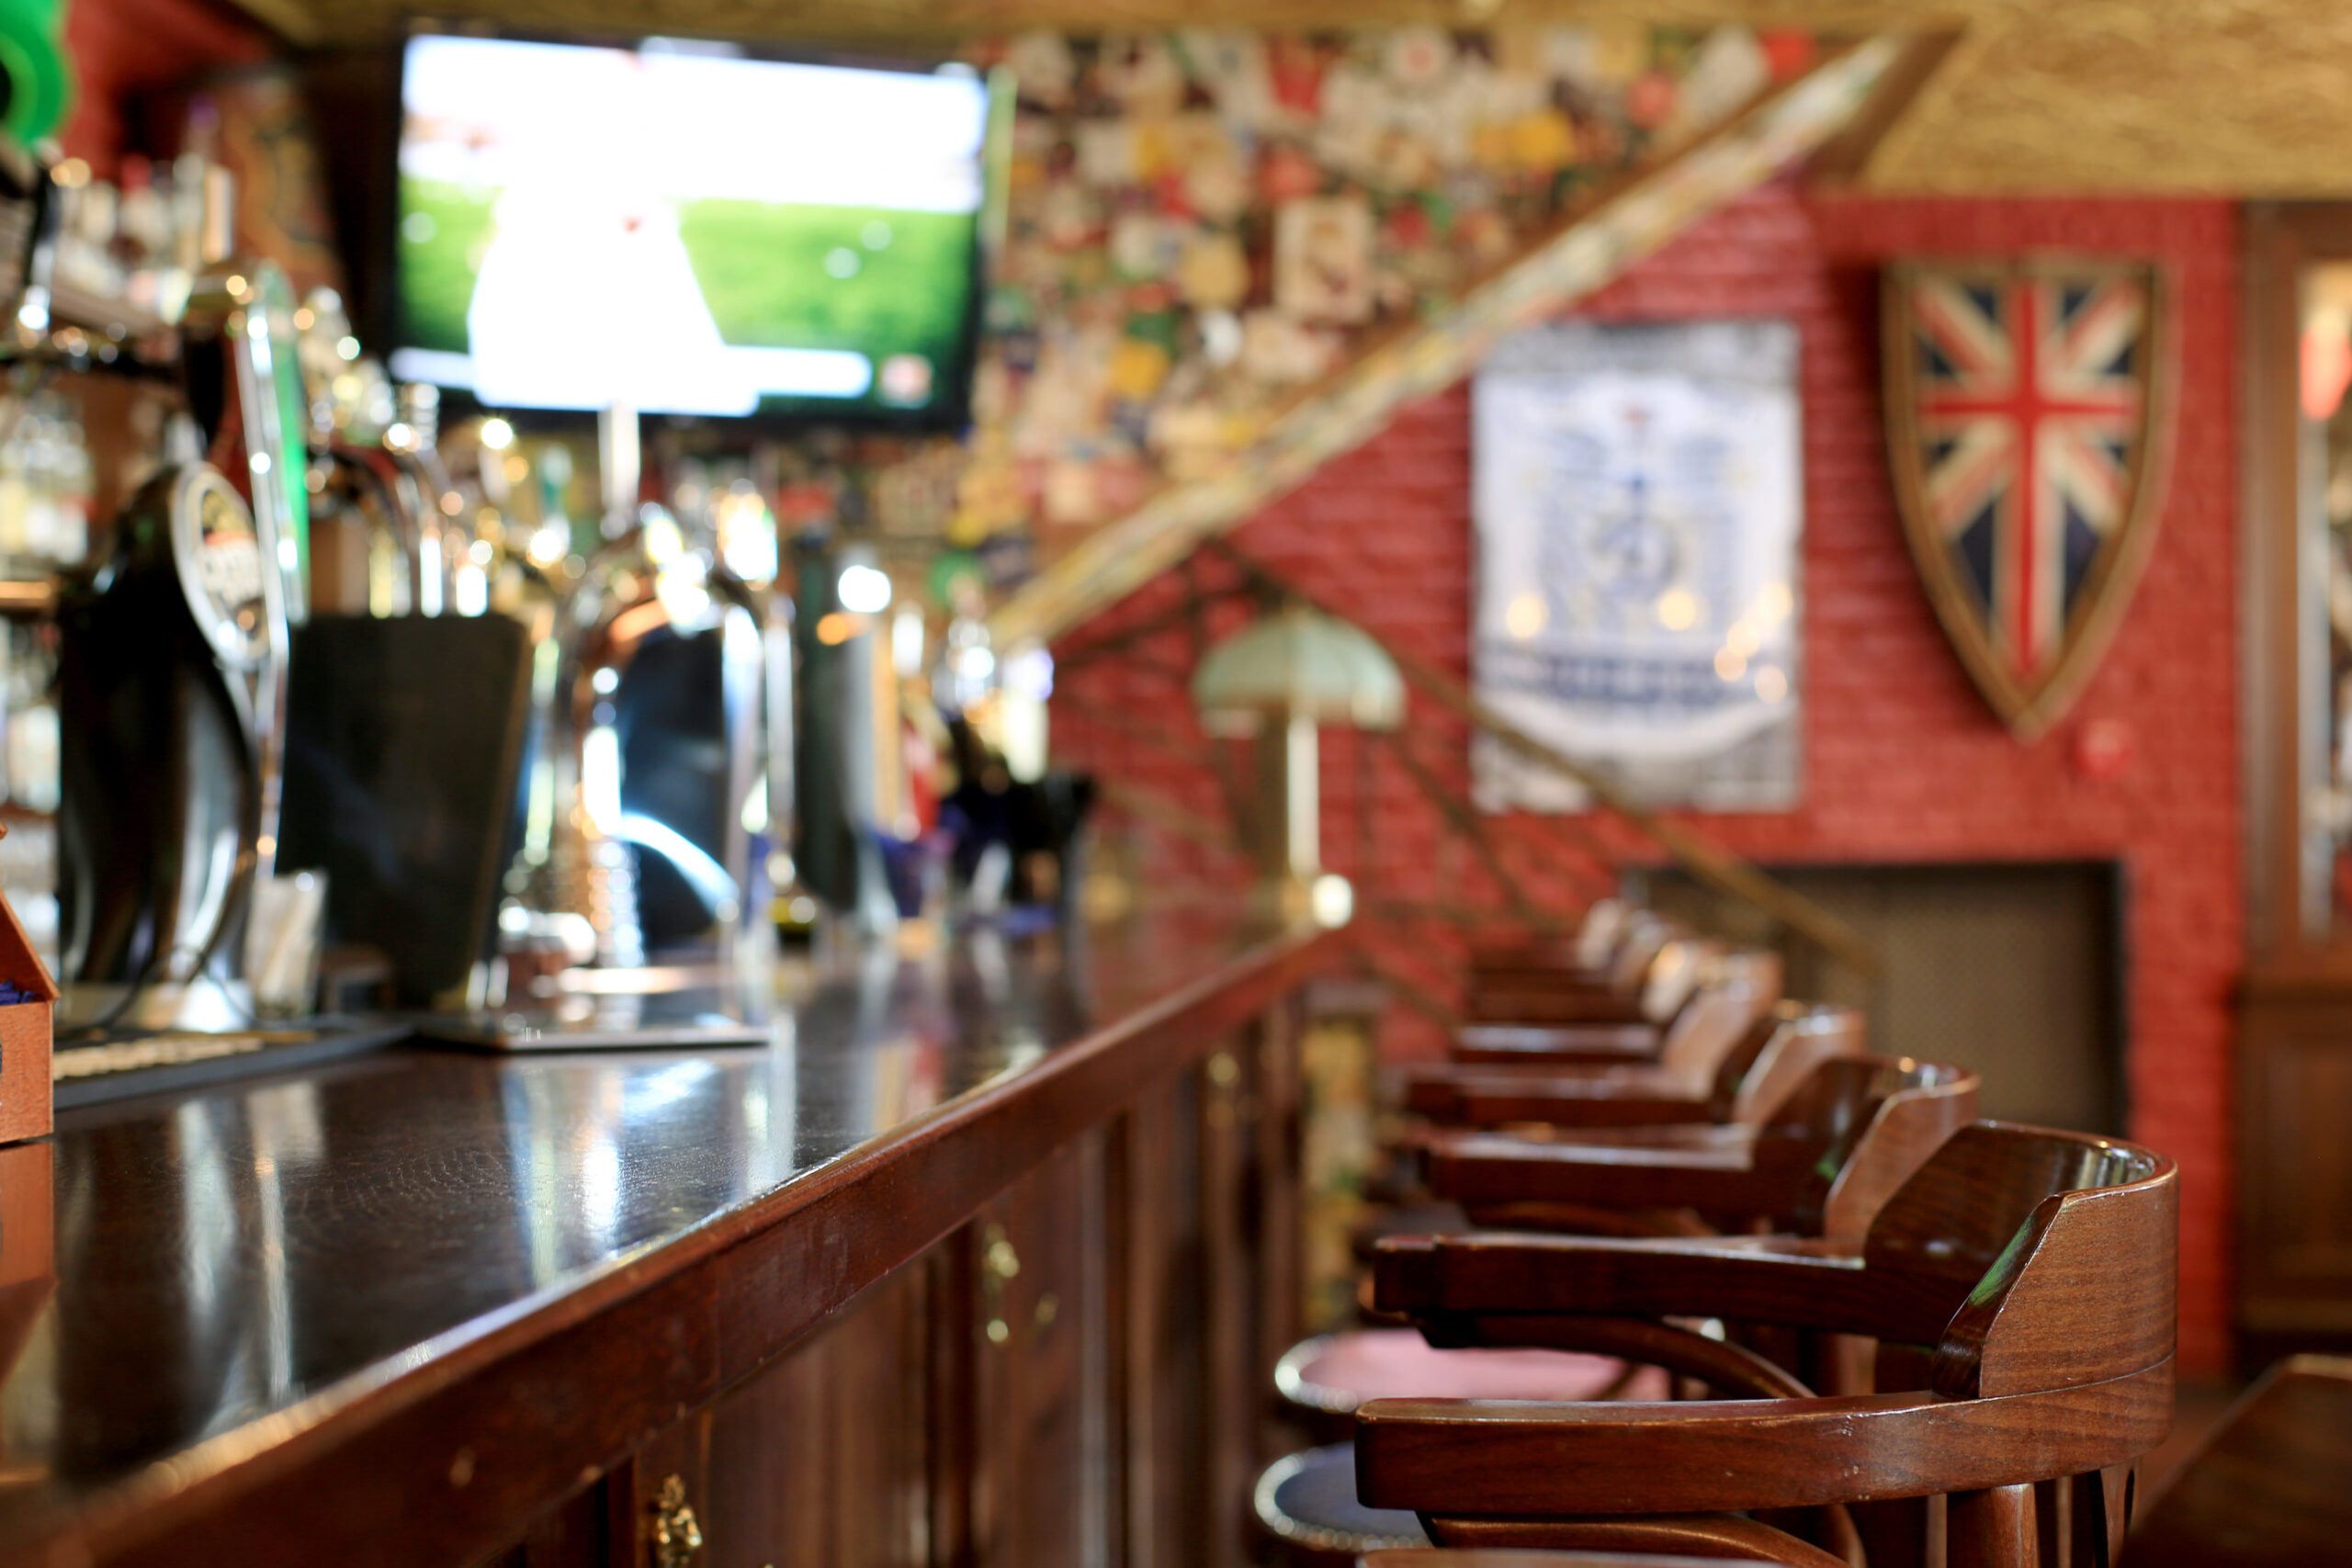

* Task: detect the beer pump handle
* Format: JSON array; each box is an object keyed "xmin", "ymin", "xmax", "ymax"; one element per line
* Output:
[{"xmin": 184, "ymin": 260, "xmax": 304, "ymax": 886}]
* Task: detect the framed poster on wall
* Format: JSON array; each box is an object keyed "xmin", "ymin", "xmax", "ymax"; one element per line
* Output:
[{"xmin": 1471, "ymin": 319, "xmax": 1803, "ymax": 811}]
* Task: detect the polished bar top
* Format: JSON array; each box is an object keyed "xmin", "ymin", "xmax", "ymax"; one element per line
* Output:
[{"xmin": 0, "ymin": 911, "xmax": 1328, "ymax": 1565}]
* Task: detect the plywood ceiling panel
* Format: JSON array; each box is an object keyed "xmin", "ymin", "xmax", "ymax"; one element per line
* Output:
[{"xmin": 250, "ymin": 0, "xmax": 2352, "ymax": 194}]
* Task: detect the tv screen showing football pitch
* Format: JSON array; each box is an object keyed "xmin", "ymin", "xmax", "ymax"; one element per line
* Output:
[{"xmin": 392, "ymin": 33, "xmax": 990, "ymax": 422}]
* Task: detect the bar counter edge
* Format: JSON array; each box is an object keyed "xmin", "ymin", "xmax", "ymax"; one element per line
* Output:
[{"xmin": 5, "ymin": 918, "xmax": 1339, "ymax": 1568}]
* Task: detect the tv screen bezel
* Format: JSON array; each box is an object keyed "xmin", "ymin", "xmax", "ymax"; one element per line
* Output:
[{"xmin": 385, "ymin": 22, "xmax": 999, "ymax": 436}]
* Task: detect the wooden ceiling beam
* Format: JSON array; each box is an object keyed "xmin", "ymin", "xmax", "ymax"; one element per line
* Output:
[
  {"xmin": 1803, "ymin": 26, "xmax": 1961, "ymax": 189},
  {"xmin": 220, "ymin": 0, "xmax": 323, "ymax": 45},
  {"xmin": 224, "ymin": 4, "xmax": 2352, "ymax": 193}
]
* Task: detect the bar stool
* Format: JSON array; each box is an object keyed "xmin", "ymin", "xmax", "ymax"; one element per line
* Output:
[
  {"xmin": 1425, "ymin": 1003, "xmax": 1858, "ymax": 1131},
  {"xmin": 1357, "ymin": 1003, "xmax": 1859, "ymax": 1353},
  {"xmin": 1363, "ymin": 958, "xmax": 1805, "ymax": 1274},
  {"xmin": 1459, "ymin": 938, "xmax": 1757, "ymax": 1057},
  {"xmin": 1473, "ymin": 896, "xmax": 1636, "ymax": 983},
  {"xmin": 1464, "ymin": 914, "xmax": 1691, "ymax": 1029},
  {"xmin": 1406, "ymin": 996, "xmax": 1849, "ymax": 1129},
  {"xmin": 1422, "ymin": 1055, "xmax": 1978, "ymax": 1246},
  {"xmin": 1359, "ymin": 1124, "xmax": 2180, "ymax": 1568}
]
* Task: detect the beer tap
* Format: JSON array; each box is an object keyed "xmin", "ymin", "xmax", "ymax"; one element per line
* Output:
[
  {"xmin": 307, "ymin": 446, "xmax": 419, "ymax": 616},
  {"xmin": 518, "ymin": 504, "xmax": 770, "ymax": 979}
]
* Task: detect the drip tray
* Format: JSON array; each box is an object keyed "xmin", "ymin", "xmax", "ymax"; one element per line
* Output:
[
  {"xmin": 414, "ymin": 1001, "xmax": 770, "ymax": 1052},
  {"xmin": 53, "ymin": 1019, "xmax": 413, "ymax": 1110}
]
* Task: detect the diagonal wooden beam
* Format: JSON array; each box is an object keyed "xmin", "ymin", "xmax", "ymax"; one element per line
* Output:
[
  {"xmin": 988, "ymin": 32, "xmax": 1908, "ymax": 651},
  {"xmin": 1805, "ymin": 28, "xmax": 1964, "ymax": 189}
]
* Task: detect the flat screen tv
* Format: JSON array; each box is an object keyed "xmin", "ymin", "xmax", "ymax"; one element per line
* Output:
[{"xmin": 390, "ymin": 33, "xmax": 996, "ymax": 424}]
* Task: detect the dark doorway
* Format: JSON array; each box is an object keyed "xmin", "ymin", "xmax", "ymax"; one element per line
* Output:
[{"xmin": 1634, "ymin": 860, "xmax": 2128, "ymax": 1134}]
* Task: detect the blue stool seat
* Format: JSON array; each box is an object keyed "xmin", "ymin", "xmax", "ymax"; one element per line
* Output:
[{"xmin": 1253, "ymin": 1442, "xmax": 1428, "ymax": 1564}]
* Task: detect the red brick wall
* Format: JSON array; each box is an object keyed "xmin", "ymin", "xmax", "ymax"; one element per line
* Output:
[
  {"xmin": 60, "ymin": 0, "xmax": 271, "ymax": 176},
  {"xmin": 1053, "ymin": 182, "xmax": 2242, "ymax": 1371}
]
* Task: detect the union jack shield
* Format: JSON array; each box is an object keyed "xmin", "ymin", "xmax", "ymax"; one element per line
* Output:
[{"xmin": 1883, "ymin": 260, "xmax": 2175, "ymax": 738}]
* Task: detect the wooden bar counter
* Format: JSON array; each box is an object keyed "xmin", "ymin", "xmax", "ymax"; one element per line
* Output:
[{"xmin": 0, "ymin": 913, "xmax": 1333, "ymax": 1568}]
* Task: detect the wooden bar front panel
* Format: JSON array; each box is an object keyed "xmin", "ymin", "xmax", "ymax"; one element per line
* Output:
[{"xmin": 497, "ymin": 1010, "xmax": 1302, "ymax": 1568}]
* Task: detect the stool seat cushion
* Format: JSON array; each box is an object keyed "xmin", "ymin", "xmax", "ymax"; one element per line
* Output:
[
  {"xmin": 1278, "ymin": 1328, "xmax": 1670, "ymax": 1416},
  {"xmin": 1254, "ymin": 1442, "xmax": 1428, "ymax": 1558}
]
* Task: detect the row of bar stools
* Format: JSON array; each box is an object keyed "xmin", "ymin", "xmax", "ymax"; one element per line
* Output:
[
  {"xmin": 1461, "ymin": 908, "xmax": 1702, "ymax": 1030},
  {"xmin": 1257, "ymin": 1054, "xmax": 1982, "ymax": 1562},
  {"xmin": 1248, "ymin": 902, "xmax": 2182, "ymax": 1568},
  {"xmin": 1356, "ymin": 971, "xmax": 1813, "ymax": 1268},
  {"xmin": 1253, "ymin": 915, "xmax": 1757, "ymax": 1562},
  {"xmin": 1356, "ymin": 1121, "xmax": 2177, "ymax": 1568},
  {"xmin": 1253, "ymin": 909, "xmax": 1948, "ymax": 1562}
]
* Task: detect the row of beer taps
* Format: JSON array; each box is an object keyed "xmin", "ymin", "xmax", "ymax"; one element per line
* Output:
[{"xmin": 302, "ymin": 378, "xmax": 790, "ymax": 1005}]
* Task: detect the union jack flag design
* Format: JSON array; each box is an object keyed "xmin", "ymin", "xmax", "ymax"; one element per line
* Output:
[{"xmin": 1884, "ymin": 262, "xmax": 2172, "ymax": 737}]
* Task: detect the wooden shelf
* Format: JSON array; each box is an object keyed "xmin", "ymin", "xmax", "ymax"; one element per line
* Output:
[
  {"xmin": 41, "ymin": 279, "xmax": 173, "ymax": 344},
  {"xmin": 0, "ymin": 578, "xmax": 55, "ymax": 618}
]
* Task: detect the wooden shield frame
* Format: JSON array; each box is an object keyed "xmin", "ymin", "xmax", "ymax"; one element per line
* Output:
[{"xmin": 1882, "ymin": 258, "xmax": 2177, "ymax": 740}]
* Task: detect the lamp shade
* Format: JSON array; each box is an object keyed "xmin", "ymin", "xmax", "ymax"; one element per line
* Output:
[{"xmin": 1191, "ymin": 606, "xmax": 1405, "ymax": 731}]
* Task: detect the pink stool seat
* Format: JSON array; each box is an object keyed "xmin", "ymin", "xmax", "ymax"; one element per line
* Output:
[{"xmin": 1276, "ymin": 1328, "xmax": 1669, "ymax": 1416}]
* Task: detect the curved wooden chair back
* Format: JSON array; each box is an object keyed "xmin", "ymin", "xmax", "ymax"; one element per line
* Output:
[
  {"xmin": 1575, "ymin": 897, "xmax": 1632, "ymax": 971},
  {"xmin": 1608, "ymin": 917, "xmax": 1679, "ymax": 998},
  {"xmin": 2125, "ymin": 1354, "xmax": 2352, "ymax": 1566},
  {"xmin": 1424, "ymin": 1055, "xmax": 1973, "ymax": 1242},
  {"xmin": 1698, "ymin": 947, "xmax": 1784, "ymax": 1010},
  {"xmin": 1645, "ymin": 978, "xmax": 1778, "ymax": 1086},
  {"xmin": 1747, "ymin": 1056, "xmax": 1980, "ymax": 1238},
  {"xmin": 1696, "ymin": 1014, "xmax": 1797, "ymax": 1122},
  {"xmin": 1808, "ymin": 1059, "xmax": 1980, "ymax": 1242},
  {"xmin": 1898, "ymin": 1126, "xmax": 2173, "ymax": 1393},
  {"xmin": 1461, "ymin": 919, "xmax": 1687, "ymax": 1027},
  {"xmin": 1860, "ymin": 1123, "xmax": 2176, "ymax": 1373},
  {"xmin": 1721, "ymin": 1005, "xmax": 1866, "ymax": 1126},
  {"xmin": 1634, "ymin": 940, "xmax": 1720, "ymax": 1027}
]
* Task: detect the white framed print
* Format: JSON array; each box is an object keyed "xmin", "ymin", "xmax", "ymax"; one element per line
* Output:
[{"xmin": 1472, "ymin": 319, "xmax": 1803, "ymax": 811}]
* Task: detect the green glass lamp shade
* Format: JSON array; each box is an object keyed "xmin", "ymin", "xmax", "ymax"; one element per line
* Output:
[{"xmin": 1191, "ymin": 606, "xmax": 1404, "ymax": 732}]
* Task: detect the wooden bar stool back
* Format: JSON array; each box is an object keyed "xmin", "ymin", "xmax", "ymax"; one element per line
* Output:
[
  {"xmin": 1467, "ymin": 897, "xmax": 1634, "ymax": 981},
  {"xmin": 1424, "ymin": 1056, "xmax": 1979, "ymax": 1243},
  {"xmin": 1414, "ymin": 1002, "xmax": 1860, "ymax": 1130},
  {"xmin": 1463, "ymin": 918, "xmax": 1689, "ymax": 1027},
  {"xmin": 1453, "ymin": 962, "xmax": 1774, "ymax": 1073}
]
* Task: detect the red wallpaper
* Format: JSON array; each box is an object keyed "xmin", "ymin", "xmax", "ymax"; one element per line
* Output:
[
  {"xmin": 58, "ymin": 0, "xmax": 271, "ymax": 175},
  {"xmin": 1054, "ymin": 182, "xmax": 2242, "ymax": 1371}
]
